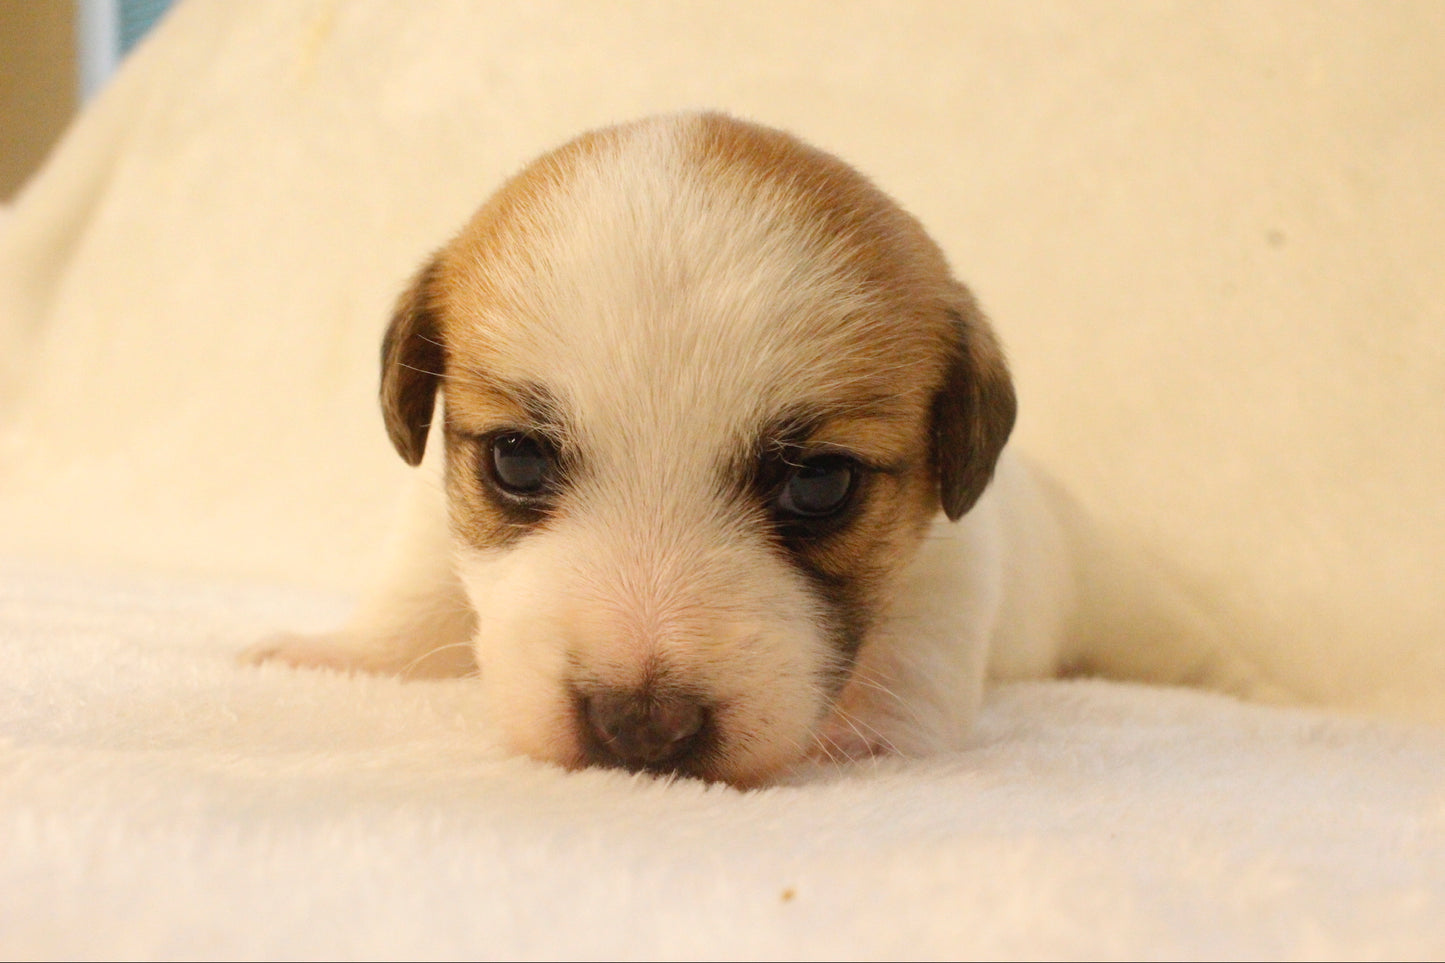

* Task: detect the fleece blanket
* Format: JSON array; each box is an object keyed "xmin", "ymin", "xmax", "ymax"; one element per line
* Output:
[{"xmin": 2, "ymin": 2, "xmax": 1443, "ymax": 958}]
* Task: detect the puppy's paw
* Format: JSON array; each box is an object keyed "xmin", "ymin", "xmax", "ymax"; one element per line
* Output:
[
  {"xmin": 241, "ymin": 631, "xmax": 379, "ymax": 674},
  {"xmin": 240, "ymin": 630, "xmax": 476, "ymax": 679}
]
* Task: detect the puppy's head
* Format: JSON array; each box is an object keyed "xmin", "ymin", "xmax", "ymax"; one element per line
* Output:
[{"xmin": 381, "ymin": 113, "xmax": 1014, "ymax": 785}]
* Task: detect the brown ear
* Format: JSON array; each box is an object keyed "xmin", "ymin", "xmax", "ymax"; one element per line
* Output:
[
  {"xmin": 380, "ymin": 258, "xmax": 445, "ymax": 466},
  {"xmin": 932, "ymin": 289, "xmax": 1017, "ymax": 521}
]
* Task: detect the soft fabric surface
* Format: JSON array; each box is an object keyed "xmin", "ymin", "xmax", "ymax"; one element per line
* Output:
[
  {"xmin": 2, "ymin": 1, "xmax": 1443, "ymax": 957},
  {"xmin": 5, "ymin": 559, "xmax": 1444, "ymax": 960}
]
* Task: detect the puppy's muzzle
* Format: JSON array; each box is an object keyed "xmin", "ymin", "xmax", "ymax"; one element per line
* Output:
[{"xmin": 578, "ymin": 687, "xmax": 711, "ymax": 774}]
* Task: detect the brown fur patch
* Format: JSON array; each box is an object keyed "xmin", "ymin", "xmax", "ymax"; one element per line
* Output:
[
  {"xmin": 431, "ymin": 124, "xmax": 624, "ymax": 327},
  {"xmin": 441, "ymin": 380, "xmax": 572, "ymax": 550},
  {"xmin": 688, "ymin": 113, "xmax": 1014, "ymax": 523},
  {"xmin": 691, "ymin": 113, "xmax": 956, "ymax": 303}
]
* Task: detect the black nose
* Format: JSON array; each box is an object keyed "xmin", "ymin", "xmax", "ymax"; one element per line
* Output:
[{"xmin": 580, "ymin": 688, "xmax": 708, "ymax": 772}]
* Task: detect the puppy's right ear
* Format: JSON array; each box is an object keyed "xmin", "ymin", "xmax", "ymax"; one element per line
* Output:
[{"xmin": 380, "ymin": 258, "xmax": 444, "ymax": 466}]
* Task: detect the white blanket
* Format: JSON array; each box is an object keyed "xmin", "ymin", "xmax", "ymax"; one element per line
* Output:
[
  {"xmin": 3, "ymin": 2, "xmax": 1443, "ymax": 957},
  {"xmin": 4, "ymin": 559, "xmax": 1443, "ymax": 959}
]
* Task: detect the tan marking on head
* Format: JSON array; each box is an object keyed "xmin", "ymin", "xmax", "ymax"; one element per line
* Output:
[
  {"xmin": 691, "ymin": 112, "xmax": 958, "ymax": 307},
  {"xmin": 432, "ymin": 124, "xmax": 627, "ymax": 330},
  {"xmin": 686, "ymin": 112, "xmax": 1015, "ymax": 524}
]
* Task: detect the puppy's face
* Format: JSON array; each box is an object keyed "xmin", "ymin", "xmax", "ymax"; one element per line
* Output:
[{"xmin": 382, "ymin": 114, "xmax": 1013, "ymax": 786}]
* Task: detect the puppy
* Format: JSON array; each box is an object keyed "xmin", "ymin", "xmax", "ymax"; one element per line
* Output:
[{"xmin": 247, "ymin": 112, "xmax": 1266, "ymax": 786}]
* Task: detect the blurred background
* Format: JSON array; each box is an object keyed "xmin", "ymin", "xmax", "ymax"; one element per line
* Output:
[
  {"xmin": 0, "ymin": 0, "xmax": 171, "ymax": 200},
  {"xmin": 1, "ymin": 0, "xmax": 1441, "ymax": 721}
]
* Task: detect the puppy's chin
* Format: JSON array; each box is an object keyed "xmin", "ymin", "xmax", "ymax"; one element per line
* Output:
[{"xmin": 455, "ymin": 520, "xmax": 843, "ymax": 786}]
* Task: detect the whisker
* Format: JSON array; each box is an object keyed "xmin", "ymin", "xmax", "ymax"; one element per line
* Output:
[
  {"xmin": 400, "ymin": 639, "xmax": 476, "ymax": 676},
  {"xmin": 832, "ymin": 707, "xmax": 902, "ymax": 758},
  {"xmin": 393, "ymin": 361, "xmax": 444, "ymax": 377},
  {"xmin": 807, "ymin": 729, "xmax": 847, "ymax": 770},
  {"xmin": 843, "ymin": 667, "xmax": 929, "ymax": 731}
]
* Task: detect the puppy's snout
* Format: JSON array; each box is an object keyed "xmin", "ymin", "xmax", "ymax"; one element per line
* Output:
[{"xmin": 580, "ymin": 688, "xmax": 708, "ymax": 773}]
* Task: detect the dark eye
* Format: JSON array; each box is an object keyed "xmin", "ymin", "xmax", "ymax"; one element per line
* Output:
[
  {"xmin": 489, "ymin": 432, "xmax": 554, "ymax": 496},
  {"xmin": 776, "ymin": 456, "xmax": 857, "ymax": 518}
]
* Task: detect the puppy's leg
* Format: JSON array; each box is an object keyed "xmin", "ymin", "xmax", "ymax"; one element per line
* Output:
[
  {"xmin": 1048, "ymin": 479, "xmax": 1293, "ymax": 704},
  {"xmin": 242, "ymin": 469, "xmax": 476, "ymax": 678}
]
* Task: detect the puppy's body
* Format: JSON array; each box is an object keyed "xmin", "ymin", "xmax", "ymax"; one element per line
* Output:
[{"xmin": 250, "ymin": 113, "xmax": 1269, "ymax": 785}]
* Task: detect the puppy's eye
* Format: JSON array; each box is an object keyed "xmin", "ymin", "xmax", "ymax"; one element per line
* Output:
[
  {"xmin": 777, "ymin": 456, "xmax": 858, "ymax": 518},
  {"xmin": 489, "ymin": 432, "xmax": 555, "ymax": 495}
]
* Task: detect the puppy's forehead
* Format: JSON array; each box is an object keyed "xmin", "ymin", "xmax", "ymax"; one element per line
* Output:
[{"xmin": 436, "ymin": 114, "xmax": 957, "ymax": 443}]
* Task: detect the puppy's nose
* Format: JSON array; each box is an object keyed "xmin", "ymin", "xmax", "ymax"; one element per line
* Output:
[{"xmin": 581, "ymin": 688, "xmax": 707, "ymax": 771}]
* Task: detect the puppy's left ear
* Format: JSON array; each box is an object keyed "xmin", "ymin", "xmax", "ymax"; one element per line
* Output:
[
  {"xmin": 380, "ymin": 258, "xmax": 445, "ymax": 466},
  {"xmin": 932, "ymin": 288, "xmax": 1017, "ymax": 520}
]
